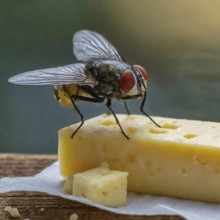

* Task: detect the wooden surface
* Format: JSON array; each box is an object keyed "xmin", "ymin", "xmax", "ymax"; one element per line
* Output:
[{"xmin": 0, "ymin": 154, "xmax": 185, "ymax": 220}]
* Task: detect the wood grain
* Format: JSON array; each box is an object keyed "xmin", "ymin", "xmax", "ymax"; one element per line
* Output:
[{"xmin": 0, "ymin": 154, "xmax": 185, "ymax": 220}]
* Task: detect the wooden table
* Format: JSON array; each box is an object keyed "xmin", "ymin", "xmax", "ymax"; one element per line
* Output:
[{"xmin": 0, "ymin": 154, "xmax": 184, "ymax": 220}]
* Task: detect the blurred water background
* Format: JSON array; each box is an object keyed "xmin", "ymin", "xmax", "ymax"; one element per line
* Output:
[{"xmin": 1, "ymin": 1, "xmax": 220, "ymax": 153}]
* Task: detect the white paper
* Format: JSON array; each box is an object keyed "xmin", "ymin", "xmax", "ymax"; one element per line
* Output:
[{"xmin": 1, "ymin": 161, "xmax": 220, "ymax": 220}]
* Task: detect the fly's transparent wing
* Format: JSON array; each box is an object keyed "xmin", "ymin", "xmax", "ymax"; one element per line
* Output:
[
  {"xmin": 8, "ymin": 63, "xmax": 93, "ymax": 86},
  {"xmin": 73, "ymin": 30, "xmax": 124, "ymax": 62}
]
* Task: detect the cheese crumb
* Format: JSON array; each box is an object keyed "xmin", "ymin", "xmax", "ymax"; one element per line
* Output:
[
  {"xmin": 4, "ymin": 206, "xmax": 21, "ymax": 218},
  {"xmin": 70, "ymin": 213, "xmax": 78, "ymax": 220}
]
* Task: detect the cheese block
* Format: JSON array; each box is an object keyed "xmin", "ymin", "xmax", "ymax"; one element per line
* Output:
[
  {"xmin": 72, "ymin": 163, "xmax": 128, "ymax": 207},
  {"xmin": 58, "ymin": 114, "xmax": 220, "ymax": 203}
]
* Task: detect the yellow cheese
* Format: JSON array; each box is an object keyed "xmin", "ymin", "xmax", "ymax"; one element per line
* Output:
[
  {"xmin": 63, "ymin": 175, "xmax": 74, "ymax": 194},
  {"xmin": 4, "ymin": 206, "xmax": 21, "ymax": 218},
  {"xmin": 72, "ymin": 163, "xmax": 128, "ymax": 207},
  {"xmin": 58, "ymin": 114, "xmax": 220, "ymax": 203}
]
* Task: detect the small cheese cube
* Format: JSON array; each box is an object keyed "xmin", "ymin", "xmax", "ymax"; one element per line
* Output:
[
  {"xmin": 72, "ymin": 165, "xmax": 128, "ymax": 207},
  {"xmin": 58, "ymin": 114, "xmax": 220, "ymax": 203},
  {"xmin": 63, "ymin": 175, "xmax": 74, "ymax": 194}
]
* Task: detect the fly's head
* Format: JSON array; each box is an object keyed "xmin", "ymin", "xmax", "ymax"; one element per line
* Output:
[{"xmin": 119, "ymin": 65, "xmax": 148, "ymax": 97}]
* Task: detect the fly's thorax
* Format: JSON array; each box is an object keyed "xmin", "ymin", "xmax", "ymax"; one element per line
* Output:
[
  {"xmin": 89, "ymin": 60, "xmax": 129, "ymax": 77},
  {"xmin": 119, "ymin": 65, "xmax": 148, "ymax": 97},
  {"xmin": 86, "ymin": 60, "xmax": 129, "ymax": 98}
]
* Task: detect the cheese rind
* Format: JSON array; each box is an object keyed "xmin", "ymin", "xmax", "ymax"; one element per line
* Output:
[
  {"xmin": 58, "ymin": 114, "xmax": 220, "ymax": 203},
  {"xmin": 72, "ymin": 165, "xmax": 128, "ymax": 207}
]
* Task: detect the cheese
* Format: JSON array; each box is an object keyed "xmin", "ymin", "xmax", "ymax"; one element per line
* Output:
[
  {"xmin": 58, "ymin": 114, "xmax": 220, "ymax": 203},
  {"xmin": 69, "ymin": 213, "xmax": 78, "ymax": 220},
  {"xmin": 72, "ymin": 163, "xmax": 128, "ymax": 207},
  {"xmin": 4, "ymin": 206, "xmax": 21, "ymax": 218},
  {"xmin": 63, "ymin": 175, "xmax": 74, "ymax": 194}
]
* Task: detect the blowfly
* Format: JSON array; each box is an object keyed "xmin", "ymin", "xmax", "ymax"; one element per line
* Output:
[{"xmin": 8, "ymin": 30, "xmax": 160, "ymax": 139}]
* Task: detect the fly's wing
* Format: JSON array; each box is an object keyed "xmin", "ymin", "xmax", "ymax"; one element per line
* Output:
[
  {"xmin": 8, "ymin": 63, "xmax": 94, "ymax": 86},
  {"xmin": 73, "ymin": 30, "xmax": 124, "ymax": 62}
]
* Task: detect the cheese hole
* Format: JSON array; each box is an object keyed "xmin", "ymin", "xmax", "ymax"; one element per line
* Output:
[
  {"xmin": 149, "ymin": 171, "xmax": 154, "ymax": 176},
  {"xmin": 181, "ymin": 168, "xmax": 188, "ymax": 176},
  {"xmin": 161, "ymin": 123, "xmax": 178, "ymax": 129},
  {"xmin": 181, "ymin": 168, "xmax": 186, "ymax": 173},
  {"xmin": 144, "ymin": 160, "xmax": 152, "ymax": 167},
  {"xmin": 195, "ymin": 157, "xmax": 208, "ymax": 166},
  {"xmin": 101, "ymin": 120, "xmax": 117, "ymax": 126},
  {"xmin": 127, "ymin": 127, "xmax": 137, "ymax": 133},
  {"xmin": 184, "ymin": 134, "xmax": 197, "ymax": 139},
  {"xmin": 214, "ymin": 168, "xmax": 220, "ymax": 174},
  {"xmin": 157, "ymin": 167, "xmax": 162, "ymax": 172},
  {"xmin": 149, "ymin": 128, "xmax": 167, "ymax": 134},
  {"xmin": 125, "ymin": 152, "xmax": 135, "ymax": 162},
  {"xmin": 102, "ymin": 191, "xmax": 109, "ymax": 196}
]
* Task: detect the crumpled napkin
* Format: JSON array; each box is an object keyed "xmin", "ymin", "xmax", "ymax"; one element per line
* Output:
[{"xmin": 1, "ymin": 161, "xmax": 220, "ymax": 220}]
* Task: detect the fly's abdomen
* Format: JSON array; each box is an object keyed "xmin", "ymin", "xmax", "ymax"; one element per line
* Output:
[{"xmin": 54, "ymin": 85, "xmax": 90, "ymax": 108}]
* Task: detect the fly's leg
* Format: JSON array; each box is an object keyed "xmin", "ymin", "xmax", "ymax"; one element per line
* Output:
[
  {"xmin": 68, "ymin": 86, "xmax": 83, "ymax": 138},
  {"xmin": 106, "ymin": 98, "xmax": 130, "ymax": 140},
  {"xmin": 140, "ymin": 91, "xmax": 161, "ymax": 128},
  {"xmin": 123, "ymin": 101, "xmax": 131, "ymax": 115},
  {"xmin": 69, "ymin": 98, "xmax": 84, "ymax": 138},
  {"xmin": 106, "ymin": 101, "xmax": 130, "ymax": 115},
  {"xmin": 69, "ymin": 92, "xmax": 104, "ymax": 138}
]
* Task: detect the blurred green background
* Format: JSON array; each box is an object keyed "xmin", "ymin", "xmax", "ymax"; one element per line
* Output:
[{"xmin": 1, "ymin": 1, "xmax": 220, "ymax": 154}]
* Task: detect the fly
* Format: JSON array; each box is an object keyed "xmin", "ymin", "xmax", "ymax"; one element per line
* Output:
[{"xmin": 8, "ymin": 30, "xmax": 160, "ymax": 139}]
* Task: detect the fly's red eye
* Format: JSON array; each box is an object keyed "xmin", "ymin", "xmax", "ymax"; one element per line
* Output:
[
  {"xmin": 134, "ymin": 65, "xmax": 149, "ymax": 80},
  {"xmin": 120, "ymin": 69, "xmax": 135, "ymax": 93}
]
